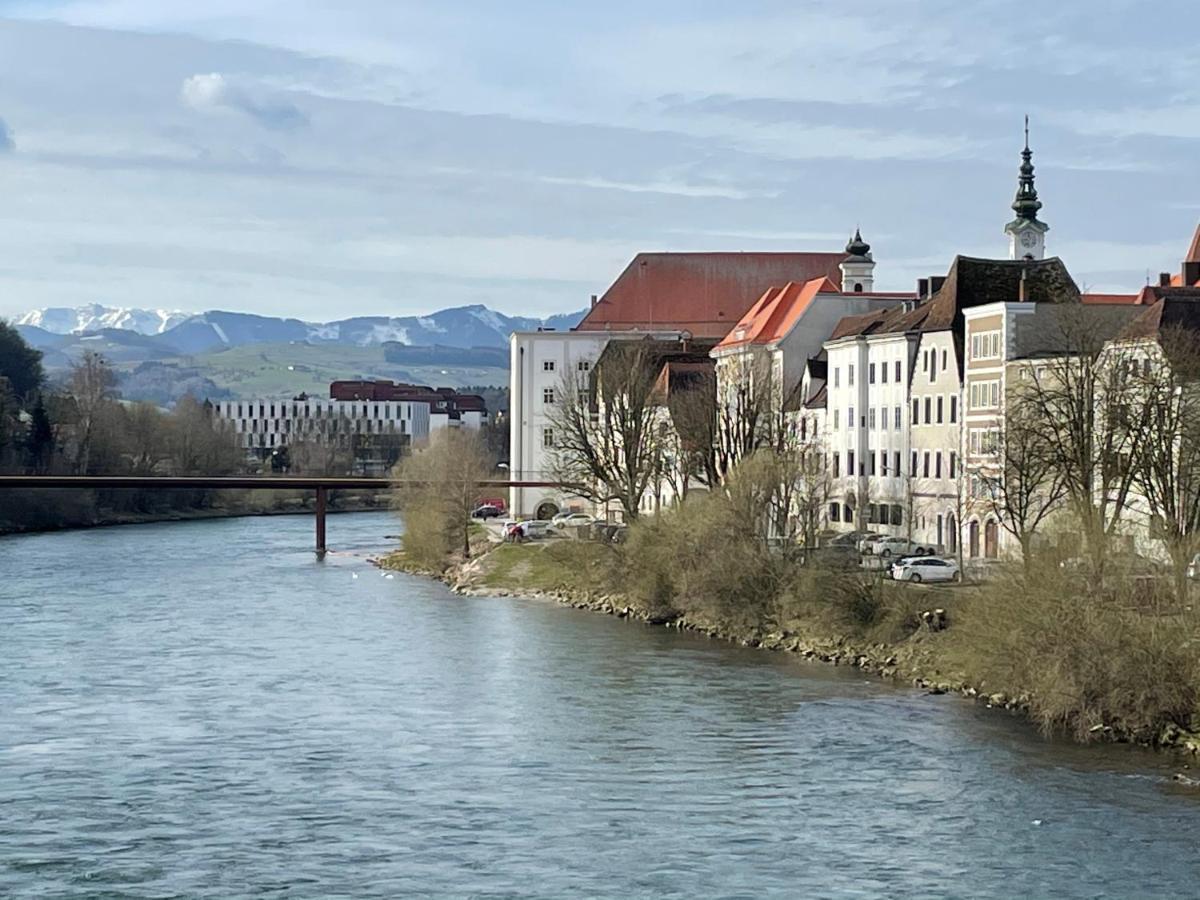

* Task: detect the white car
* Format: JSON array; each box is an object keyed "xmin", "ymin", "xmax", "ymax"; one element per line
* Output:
[
  {"xmin": 892, "ymin": 557, "xmax": 961, "ymax": 584},
  {"xmin": 875, "ymin": 536, "xmax": 936, "ymax": 558},
  {"xmin": 857, "ymin": 534, "xmax": 885, "ymax": 554},
  {"xmin": 553, "ymin": 513, "xmax": 595, "ymax": 529}
]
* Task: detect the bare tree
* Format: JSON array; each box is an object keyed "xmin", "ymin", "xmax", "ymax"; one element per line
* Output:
[
  {"xmin": 393, "ymin": 429, "xmax": 493, "ymax": 566},
  {"xmin": 547, "ymin": 340, "xmax": 667, "ymax": 521},
  {"xmin": 1020, "ymin": 311, "xmax": 1145, "ymax": 576},
  {"xmin": 69, "ymin": 351, "xmax": 118, "ymax": 474},
  {"xmin": 980, "ymin": 383, "xmax": 1067, "ymax": 571},
  {"xmin": 713, "ymin": 351, "xmax": 787, "ymax": 483},
  {"xmin": 1124, "ymin": 327, "xmax": 1200, "ymax": 598}
]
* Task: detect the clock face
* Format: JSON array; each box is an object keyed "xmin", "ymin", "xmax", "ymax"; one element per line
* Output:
[{"xmin": 1020, "ymin": 231, "xmax": 1038, "ymax": 248}]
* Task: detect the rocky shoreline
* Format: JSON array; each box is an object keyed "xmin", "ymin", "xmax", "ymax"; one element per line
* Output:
[{"xmin": 382, "ymin": 545, "xmax": 1200, "ymax": 762}]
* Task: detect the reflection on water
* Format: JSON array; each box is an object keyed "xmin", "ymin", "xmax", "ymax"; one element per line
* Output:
[{"xmin": 1, "ymin": 513, "xmax": 1198, "ymax": 898}]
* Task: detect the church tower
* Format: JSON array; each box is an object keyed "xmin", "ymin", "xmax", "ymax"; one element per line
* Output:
[
  {"xmin": 1004, "ymin": 117, "xmax": 1049, "ymax": 260},
  {"xmin": 840, "ymin": 228, "xmax": 875, "ymax": 292}
]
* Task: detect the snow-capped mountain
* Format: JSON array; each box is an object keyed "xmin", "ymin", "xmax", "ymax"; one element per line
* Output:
[
  {"xmin": 12, "ymin": 303, "xmax": 587, "ymax": 352},
  {"xmin": 16, "ymin": 304, "xmax": 189, "ymax": 336}
]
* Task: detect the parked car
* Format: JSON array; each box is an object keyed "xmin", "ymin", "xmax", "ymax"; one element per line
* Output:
[
  {"xmin": 875, "ymin": 536, "xmax": 936, "ymax": 558},
  {"xmin": 893, "ymin": 557, "xmax": 961, "ymax": 583},
  {"xmin": 858, "ymin": 534, "xmax": 885, "ymax": 554},
  {"xmin": 472, "ymin": 504, "xmax": 502, "ymax": 519},
  {"xmin": 827, "ymin": 530, "xmax": 871, "ymax": 548},
  {"xmin": 553, "ymin": 513, "xmax": 595, "ymax": 529},
  {"xmin": 885, "ymin": 555, "xmax": 925, "ymax": 578},
  {"xmin": 523, "ymin": 520, "xmax": 552, "ymax": 539}
]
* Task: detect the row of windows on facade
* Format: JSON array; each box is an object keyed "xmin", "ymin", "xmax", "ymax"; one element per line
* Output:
[
  {"xmin": 541, "ymin": 360, "xmax": 591, "ymax": 373},
  {"xmin": 831, "ymin": 448, "xmax": 958, "ymax": 480},
  {"xmin": 834, "ymin": 395, "xmax": 959, "ymax": 432},
  {"xmin": 227, "ymin": 418, "xmax": 408, "ymax": 435},
  {"xmin": 220, "ymin": 402, "xmax": 413, "ymax": 420},
  {"xmin": 970, "ymin": 331, "xmax": 1002, "ymax": 361},
  {"xmin": 832, "ymin": 345, "xmax": 959, "ymax": 391}
]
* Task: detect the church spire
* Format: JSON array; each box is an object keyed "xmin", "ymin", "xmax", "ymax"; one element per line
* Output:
[
  {"xmin": 1004, "ymin": 116, "xmax": 1048, "ymax": 260},
  {"xmin": 1011, "ymin": 115, "xmax": 1042, "ymax": 222}
]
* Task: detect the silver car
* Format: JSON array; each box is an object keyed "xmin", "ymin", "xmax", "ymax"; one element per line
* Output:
[{"xmin": 892, "ymin": 557, "xmax": 961, "ymax": 584}]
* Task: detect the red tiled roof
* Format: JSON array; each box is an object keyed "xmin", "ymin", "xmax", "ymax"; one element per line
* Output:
[
  {"xmin": 1117, "ymin": 290, "xmax": 1200, "ymax": 342},
  {"xmin": 575, "ymin": 252, "xmax": 847, "ymax": 339},
  {"xmin": 715, "ymin": 277, "xmax": 839, "ymax": 350}
]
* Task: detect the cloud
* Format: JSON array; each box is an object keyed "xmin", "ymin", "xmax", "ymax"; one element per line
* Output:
[
  {"xmin": 181, "ymin": 72, "xmax": 308, "ymax": 131},
  {"xmin": 0, "ymin": 117, "xmax": 14, "ymax": 152}
]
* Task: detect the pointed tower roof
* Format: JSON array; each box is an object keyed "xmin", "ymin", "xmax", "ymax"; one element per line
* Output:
[
  {"xmin": 1186, "ymin": 222, "xmax": 1200, "ymax": 263},
  {"xmin": 844, "ymin": 227, "xmax": 872, "ymax": 260},
  {"xmin": 1007, "ymin": 116, "xmax": 1047, "ymax": 232}
]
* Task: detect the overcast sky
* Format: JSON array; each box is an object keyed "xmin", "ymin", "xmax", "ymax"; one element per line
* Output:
[{"xmin": 1, "ymin": 1, "xmax": 1198, "ymax": 321}]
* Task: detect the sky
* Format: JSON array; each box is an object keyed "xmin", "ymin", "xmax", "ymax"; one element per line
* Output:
[{"xmin": 0, "ymin": 1, "xmax": 1199, "ymax": 322}]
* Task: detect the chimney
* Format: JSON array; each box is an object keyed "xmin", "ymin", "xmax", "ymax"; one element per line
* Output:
[
  {"xmin": 1183, "ymin": 262, "xmax": 1200, "ymax": 286},
  {"xmin": 930, "ymin": 275, "xmax": 947, "ymax": 294},
  {"xmin": 590, "ymin": 294, "xmax": 598, "ymax": 308},
  {"xmin": 1018, "ymin": 265, "xmax": 1028, "ymax": 302},
  {"xmin": 1159, "ymin": 272, "xmax": 1172, "ymax": 287},
  {"xmin": 917, "ymin": 277, "xmax": 929, "ymax": 299}
]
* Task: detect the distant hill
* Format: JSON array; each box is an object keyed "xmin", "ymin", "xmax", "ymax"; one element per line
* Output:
[
  {"xmin": 13, "ymin": 303, "xmax": 587, "ymax": 352},
  {"xmin": 12, "ymin": 302, "xmax": 584, "ymax": 404}
]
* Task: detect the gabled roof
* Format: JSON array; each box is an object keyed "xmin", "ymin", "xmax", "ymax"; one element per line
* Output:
[
  {"xmin": 1117, "ymin": 291, "xmax": 1200, "ymax": 342},
  {"xmin": 828, "ymin": 308, "xmax": 892, "ymax": 340},
  {"xmin": 575, "ymin": 252, "xmax": 847, "ymax": 339},
  {"xmin": 1187, "ymin": 223, "xmax": 1200, "ymax": 264},
  {"xmin": 715, "ymin": 277, "xmax": 839, "ymax": 350}
]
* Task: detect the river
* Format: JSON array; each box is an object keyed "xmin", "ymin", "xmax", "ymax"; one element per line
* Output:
[{"xmin": 2, "ymin": 512, "xmax": 1199, "ymax": 898}]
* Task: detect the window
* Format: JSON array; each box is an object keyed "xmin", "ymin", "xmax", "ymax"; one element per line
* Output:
[
  {"xmin": 893, "ymin": 451, "xmax": 901, "ymax": 477},
  {"xmin": 891, "ymin": 505, "xmax": 903, "ymax": 526},
  {"xmin": 869, "ymin": 408, "xmax": 876, "ymax": 430},
  {"xmin": 894, "ymin": 361, "xmax": 901, "ymax": 382},
  {"xmin": 969, "ymin": 380, "xmax": 1001, "ymax": 409},
  {"xmin": 971, "ymin": 331, "xmax": 1002, "ymax": 360},
  {"xmin": 833, "ymin": 409, "xmax": 840, "ymax": 431},
  {"xmin": 830, "ymin": 502, "xmax": 841, "ymax": 523},
  {"xmin": 834, "ymin": 367, "xmax": 840, "ymax": 388},
  {"xmin": 936, "ymin": 396, "xmax": 944, "ymax": 424},
  {"xmin": 922, "ymin": 351, "xmax": 928, "ymax": 372},
  {"xmin": 542, "ymin": 427, "xmax": 554, "ymax": 448},
  {"xmin": 911, "ymin": 451, "xmax": 918, "ymax": 477},
  {"xmin": 894, "ymin": 406, "xmax": 901, "ymax": 429},
  {"xmin": 930, "ymin": 351, "xmax": 937, "ymax": 382},
  {"xmin": 949, "ymin": 452, "xmax": 957, "ymax": 479},
  {"xmin": 543, "ymin": 388, "xmax": 555, "ymax": 404},
  {"xmin": 881, "ymin": 407, "xmax": 888, "ymax": 430},
  {"xmin": 577, "ymin": 360, "xmax": 590, "ymax": 373},
  {"xmin": 869, "ymin": 450, "xmax": 876, "ymax": 476},
  {"xmin": 869, "ymin": 363, "xmax": 876, "ymax": 384},
  {"xmin": 950, "ymin": 396, "xmax": 958, "ymax": 423},
  {"xmin": 912, "ymin": 398, "xmax": 919, "ymax": 423},
  {"xmin": 881, "ymin": 363, "xmax": 889, "ymax": 384},
  {"xmin": 543, "ymin": 360, "xmax": 556, "ymax": 372},
  {"xmin": 832, "ymin": 452, "xmax": 840, "ymax": 475},
  {"xmin": 923, "ymin": 451, "xmax": 931, "ymax": 477},
  {"xmin": 881, "ymin": 452, "xmax": 889, "ymax": 476},
  {"xmin": 942, "ymin": 349, "xmax": 948, "ymax": 370},
  {"xmin": 924, "ymin": 396, "xmax": 932, "ymax": 424},
  {"xmin": 848, "ymin": 365, "xmax": 855, "ymax": 386},
  {"xmin": 935, "ymin": 452, "xmax": 943, "ymax": 479},
  {"xmin": 848, "ymin": 407, "xmax": 854, "ymax": 428},
  {"xmin": 847, "ymin": 451, "xmax": 855, "ymax": 477}
]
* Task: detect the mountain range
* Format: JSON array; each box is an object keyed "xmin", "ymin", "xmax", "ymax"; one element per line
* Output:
[{"xmin": 13, "ymin": 303, "xmax": 586, "ymax": 355}]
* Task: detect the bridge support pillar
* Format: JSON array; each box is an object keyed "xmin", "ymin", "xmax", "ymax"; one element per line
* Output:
[{"xmin": 315, "ymin": 487, "xmax": 327, "ymax": 556}]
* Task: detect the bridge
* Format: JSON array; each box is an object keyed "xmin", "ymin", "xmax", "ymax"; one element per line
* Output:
[{"xmin": 0, "ymin": 475, "xmax": 568, "ymax": 555}]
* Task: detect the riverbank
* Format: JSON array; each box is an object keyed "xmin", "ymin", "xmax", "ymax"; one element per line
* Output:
[
  {"xmin": 0, "ymin": 492, "xmax": 390, "ymax": 537},
  {"xmin": 380, "ymin": 538, "xmax": 1200, "ymax": 759}
]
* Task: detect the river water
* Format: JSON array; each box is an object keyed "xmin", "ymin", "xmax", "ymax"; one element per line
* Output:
[{"xmin": 2, "ymin": 512, "xmax": 1200, "ymax": 898}]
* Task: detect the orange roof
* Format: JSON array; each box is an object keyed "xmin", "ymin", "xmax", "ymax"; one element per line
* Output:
[
  {"xmin": 1187, "ymin": 223, "xmax": 1200, "ymax": 263},
  {"xmin": 715, "ymin": 277, "xmax": 839, "ymax": 350},
  {"xmin": 575, "ymin": 252, "xmax": 846, "ymax": 339}
]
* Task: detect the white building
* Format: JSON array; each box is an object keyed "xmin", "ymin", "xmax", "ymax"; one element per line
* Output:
[
  {"xmin": 508, "ymin": 250, "xmax": 854, "ymax": 518},
  {"xmin": 212, "ymin": 396, "xmax": 430, "ymax": 469}
]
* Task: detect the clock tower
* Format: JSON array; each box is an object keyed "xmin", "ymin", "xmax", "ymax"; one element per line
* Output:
[{"xmin": 1004, "ymin": 117, "xmax": 1049, "ymax": 260}]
